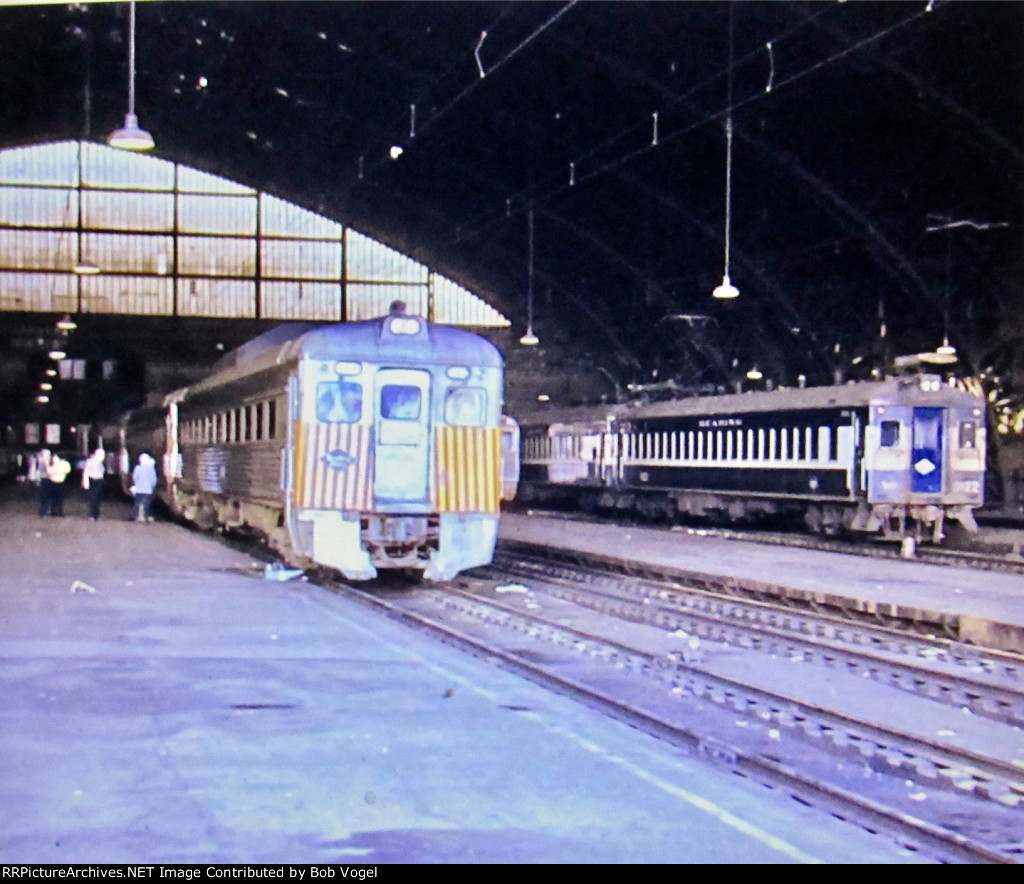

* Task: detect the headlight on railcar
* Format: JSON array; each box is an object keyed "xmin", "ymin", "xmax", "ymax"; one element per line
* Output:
[
  {"xmin": 335, "ymin": 361, "xmax": 362, "ymax": 376},
  {"xmin": 388, "ymin": 317, "xmax": 421, "ymax": 335}
]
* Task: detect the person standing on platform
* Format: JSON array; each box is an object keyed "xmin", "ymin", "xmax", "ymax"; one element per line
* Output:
[
  {"xmin": 47, "ymin": 452, "xmax": 71, "ymax": 517},
  {"xmin": 131, "ymin": 453, "xmax": 158, "ymax": 522},
  {"xmin": 82, "ymin": 447, "xmax": 106, "ymax": 521},
  {"xmin": 33, "ymin": 448, "xmax": 52, "ymax": 517}
]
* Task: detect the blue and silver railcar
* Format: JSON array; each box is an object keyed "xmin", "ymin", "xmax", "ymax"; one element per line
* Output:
[
  {"xmin": 516, "ymin": 375, "xmax": 986, "ymax": 542},
  {"xmin": 120, "ymin": 306, "xmax": 514, "ymax": 580}
]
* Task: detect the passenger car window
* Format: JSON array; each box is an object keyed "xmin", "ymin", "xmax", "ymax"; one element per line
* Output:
[
  {"xmin": 880, "ymin": 420, "xmax": 900, "ymax": 448},
  {"xmin": 444, "ymin": 387, "xmax": 486, "ymax": 426},
  {"xmin": 380, "ymin": 384, "xmax": 421, "ymax": 420},
  {"xmin": 317, "ymin": 381, "xmax": 362, "ymax": 423}
]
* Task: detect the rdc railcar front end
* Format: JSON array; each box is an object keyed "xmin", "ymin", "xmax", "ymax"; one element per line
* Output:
[{"xmin": 121, "ymin": 309, "xmax": 513, "ymax": 580}]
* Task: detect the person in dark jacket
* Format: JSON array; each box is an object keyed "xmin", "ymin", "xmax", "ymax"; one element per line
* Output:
[{"xmin": 33, "ymin": 449, "xmax": 52, "ymax": 517}]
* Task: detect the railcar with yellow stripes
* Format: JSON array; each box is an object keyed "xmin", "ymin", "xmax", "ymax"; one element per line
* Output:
[{"xmin": 143, "ymin": 304, "xmax": 514, "ymax": 580}]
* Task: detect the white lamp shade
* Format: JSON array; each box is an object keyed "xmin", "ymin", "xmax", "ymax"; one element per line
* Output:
[
  {"xmin": 519, "ymin": 329, "xmax": 540, "ymax": 346},
  {"xmin": 713, "ymin": 274, "xmax": 739, "ymax": 299},
  {"xmin": 73, "ymin": 259, "xmax": 100, "ymax": 275},
  {"xmin": 108, "ymin": 113, "xmax": 155, "ymax": 151}
]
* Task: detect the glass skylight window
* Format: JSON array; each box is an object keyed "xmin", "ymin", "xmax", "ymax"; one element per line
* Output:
[{"xmin": 0, "ymin": 141, "xmax": 509, "ymax": 326}]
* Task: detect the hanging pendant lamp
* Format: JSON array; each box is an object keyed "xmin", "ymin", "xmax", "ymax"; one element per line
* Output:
[
  {"xmin": 108, "ymin": 2, "xmax": 154, "ymax": 151},
  {"xmin": 712, "ymin": 115, "xmax": 739, "ymax": 299},
  {"xmin": 712, "ymin": 119, "xmax": 739, "ymax": 299},
  {"xmin": 713, "ymin": 7, "xmax": 739, "ymax": 300},
  {"xmin": 73, "ymin": 258, "xmax": 100, "ymax": 275},
  {"xmin": 73, "ymin": 143, "xmax": 100, "ymax": 275},
  {"xmin": 519, "ymin": 207, "xmax": 539, "ymax": 346}
]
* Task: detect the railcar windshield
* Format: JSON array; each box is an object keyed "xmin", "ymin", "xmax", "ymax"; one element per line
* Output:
[
  {"xmin": 914, "ymin": 411, "xmax": 942, "ymax": 449},
  {"xmin": 380, "ymin": 384, "xmax": 421, "ymax": 420},
  {"xmin": 445, "ymin": 387, "xmax": 486, "ymax": 426},
  {"xmin": 317, "ymin": 381, "xmax": 362, "ymax": 423},
  {"xmin": 879, "ymin": 420, "xmax": 900, "ymax": 447}
]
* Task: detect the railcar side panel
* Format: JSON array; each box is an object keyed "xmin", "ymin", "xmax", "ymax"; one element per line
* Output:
[{"xmin": 516, "ymin": 376, "xmax": 987, "ymax": 541}]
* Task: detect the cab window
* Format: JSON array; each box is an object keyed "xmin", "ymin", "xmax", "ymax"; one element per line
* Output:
[
  {"xmin": 880, "ymin": 420, "xmax": 900, "ymax": 448},
  {"xmin": 380, "ymin": 385, "xmax": 421, "ymax": 420},
  {"xmin": 317, "ymin": 381, "xmax": 362, "ymax": 423},
  {"xmin": 445, "ymin": 387, "xmax": 486, "ymax": 426}
]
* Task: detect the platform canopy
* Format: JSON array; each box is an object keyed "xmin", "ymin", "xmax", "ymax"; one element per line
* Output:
[{"xmin": 0, "ymin": 140, "xmax": 509, "ymax": 328}]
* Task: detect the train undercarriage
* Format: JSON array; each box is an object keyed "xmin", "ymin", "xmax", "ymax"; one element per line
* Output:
[{"xmin": 518, "ymin": 482, "xmax": 978, "ymax": 545}]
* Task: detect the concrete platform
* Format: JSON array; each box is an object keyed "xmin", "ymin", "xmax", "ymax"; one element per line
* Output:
[
  {"xmin": 499, "ymin": 512, "xmax": 1024, "ymax": 654},
  {"xmin": 0, "ymin": 484, "xmax": 925, "ymax": 864}
]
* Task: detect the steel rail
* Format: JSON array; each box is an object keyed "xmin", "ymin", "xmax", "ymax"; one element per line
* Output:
[
  {"xmin": 328, "ymin": 578, "xmax": 1019, "ymax": 863},
  {"xmin": 487, "ymin": 552, "xmax": 1024, "ymax": 727}
]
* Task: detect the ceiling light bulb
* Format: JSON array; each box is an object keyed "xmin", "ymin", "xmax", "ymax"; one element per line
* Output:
[
  {"xmin": 389, "ymin": 145, "xmax": 403, "ymax": 160},
  {"xmin": 713, "ymin": 274, "xmax": 739, "ymax": 299},
  {"xmin": 519, "ymin": 328, "xmax": 539, "ymax": 346},
  {"xmin": 746, "ymin": 366, "xmax": 763, "ymax": 380},
  {"xmin": 56, "ymin": 315, "xmax": 78, "ymax": 330}
]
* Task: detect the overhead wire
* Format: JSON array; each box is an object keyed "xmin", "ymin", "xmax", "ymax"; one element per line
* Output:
[
  {"xmin": 354, "ymin": 2, "xmax": 579, "ymax": 185},
  {"xmin": 454, "ymin": 0, "xmax": 837, "ymax": 239},
  {"xmin": 456, "ymin": 1, "xmax": 945, "ymax": 243}
]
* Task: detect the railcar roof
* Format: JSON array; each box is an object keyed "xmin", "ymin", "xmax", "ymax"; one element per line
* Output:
[
  {"xmin": 515, "ymin": 378, "xmax": 984, "ymax": 426},
  {"xmin": 187, "ymin": 315, "xmax": 502, "ymax": 397},
  {"xmin": 209, "ymin": 322, "xmax": 322, "ymax": 375},
  {"xmin": 300, "ymin": 318, "xmax": 503, "ymax": 367}
]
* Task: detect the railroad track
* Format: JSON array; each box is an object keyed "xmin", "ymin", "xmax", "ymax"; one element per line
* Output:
[
  {"xmin": 322, "ymin": 562, "xmax": 1024, "ymax": 863},
  {"xmin": 489, "ymin": 550, "xmax": 1024, "ymax": 727}
]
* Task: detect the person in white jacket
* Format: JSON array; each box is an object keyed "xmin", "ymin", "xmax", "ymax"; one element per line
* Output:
[
  {"xmin": 82, "ymin": 448, "xmax": 106, "ymax": 520},
  {"xmin": 47, "ymin": 452, "xmax": 71, "ymax": 517},
  {"xmin": 131, "ymin": 453, "xmax": 158, "ymax": 522}
]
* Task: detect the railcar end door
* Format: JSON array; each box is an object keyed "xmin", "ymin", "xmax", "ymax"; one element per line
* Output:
[
  {"xmin": 911, "ymin": 407, "xmax": 943, "ymax": 495},
  {"xmin": 374, "ymin": 368, "xmax": 431, "ymax": 503}
]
